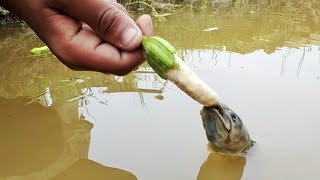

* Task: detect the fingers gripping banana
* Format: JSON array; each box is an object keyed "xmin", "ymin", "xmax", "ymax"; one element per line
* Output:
[{"xmin": 141, "ymin": 36, "xmax": 219, "ymax": 107}]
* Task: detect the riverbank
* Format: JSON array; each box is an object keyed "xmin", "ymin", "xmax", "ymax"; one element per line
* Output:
[{"xmin": 0, "ymin": 6, "xmax": 20, "ymax": 25}]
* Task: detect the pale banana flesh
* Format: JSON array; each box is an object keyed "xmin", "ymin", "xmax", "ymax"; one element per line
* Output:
[{"xmin": 166, "ymin": 54, "xmax": 220, "ymax": 107}]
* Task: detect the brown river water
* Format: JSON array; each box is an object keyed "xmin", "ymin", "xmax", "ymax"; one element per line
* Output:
[{"xmin": 1, "ymin": 1, "xmax": 320, "ymax": 179}]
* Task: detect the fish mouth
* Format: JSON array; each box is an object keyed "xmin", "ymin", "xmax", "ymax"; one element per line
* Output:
[
  {"xmin": 201, "ymin": 104, "xmax": 232, "ymax": 132},
  {"xmin": 200, "ymin": 104, "xmax": 232, "ymax": 146},
  {"xmin": 211, "ymin": 104, "xmax": 232, "ymax": 130},
  {"xmin": 200, "ymin": 104, "xmax": 253, "ymax": 154}
]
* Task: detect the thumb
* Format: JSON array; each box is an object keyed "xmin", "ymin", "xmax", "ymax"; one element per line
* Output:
[{"xmin": 47, "ymin": 0, "xmax": 142, "ymax": 50}]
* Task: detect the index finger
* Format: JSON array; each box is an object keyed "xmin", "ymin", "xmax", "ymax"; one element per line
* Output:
[{"xmin": 47, "ymin": 0, "xmax": 142, "ymax": 50}]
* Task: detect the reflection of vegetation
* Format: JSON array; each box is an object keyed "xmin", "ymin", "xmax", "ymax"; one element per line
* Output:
[
  {"xmin": 297, "ymin": 46, "xmax": 306, "ymax": 77},
  {"xmin": 52, "ymin": 159, "xmax": 137, "ymax": 180},
  {"xmin": 1, "ymin": 0, "xmax": 320, "ymax": 103},
  {"xmin": 0, "ymin": 61, "xmax": 166, "ymax": 106},
  {"xmin": 0, "ymin": 28, "xmax": 167, "ymax": 105},
  {"xmin": 0, "ymin": 36, "xmax": 166, "ymax": 107},
  {"xmin": 0, "ymin": 97, "xmax": 137, "ymax": 180},
  {"xmin": 280, "ymin": 48, "xmax": 292, "ymax": 75},
  {"xmin": 2, "ymin": 0, "xmax": 319, "ymax": 55},
  {"xmin": 197, "ymin": 152, "xmax": 246, "ymax": 180},
  {"xmin": 0, "ymin": 97, "xmax": 64, "ymax": 177},
  {"xmin": 154, "ymin": 0, "xmax": 320, "ymax": 54}
]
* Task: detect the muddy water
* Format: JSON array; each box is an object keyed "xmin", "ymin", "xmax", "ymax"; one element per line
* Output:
[{"xmin": 1, "ymin": 1, "xmax": 320, "ymax": 180}]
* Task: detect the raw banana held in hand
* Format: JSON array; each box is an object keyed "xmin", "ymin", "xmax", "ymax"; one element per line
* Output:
[{"xmin": 141, "ymin": 36, "xmax": 219, "ymax": 107}]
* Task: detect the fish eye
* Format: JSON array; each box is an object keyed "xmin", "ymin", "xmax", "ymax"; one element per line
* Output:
[{"xmin": 230, "ymin": 112, "xmax": 237, "ymax": 119}]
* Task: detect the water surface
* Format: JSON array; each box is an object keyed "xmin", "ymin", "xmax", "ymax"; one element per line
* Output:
[{"xmin": 1, "ymin": 1, "xmax": 320, "ymax": 179}]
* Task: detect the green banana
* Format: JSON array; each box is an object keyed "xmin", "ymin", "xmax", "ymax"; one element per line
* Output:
[
  {"xmin": 150, "ymin": 36, "xmax": 177, "ymax": 54},
  {"xmin": 30, "ymin": 46, "xmax": 50, "ymax": 55},
  {"xmin": 141, "ymin": 36, "xmax": 178, "ymax": 79}
]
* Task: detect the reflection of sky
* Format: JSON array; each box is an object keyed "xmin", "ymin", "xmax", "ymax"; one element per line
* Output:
[
  {"xmin": 84, "ymin": 91, "xmax": 208, "ymax": 180},
  {"xmin": 76, "ymin": 45, "xmax": 320, "ymax": 180},
  {"xmin": 180, "ymin": 45, "xmax": 320, "ymax": 79},
  {"xmin": 1, "ymin": 3, "xmax": 320, "ymax": 179}
]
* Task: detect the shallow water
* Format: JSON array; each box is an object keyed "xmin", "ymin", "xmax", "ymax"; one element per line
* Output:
[{"xmin": 1, "ymin": 1, "xmax": 320, "ymax": 180}]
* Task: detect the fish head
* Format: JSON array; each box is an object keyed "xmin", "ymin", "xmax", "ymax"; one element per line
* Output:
[{"xmin": 200, "ymin": 104, "xmax": 254, "ymax": 154}]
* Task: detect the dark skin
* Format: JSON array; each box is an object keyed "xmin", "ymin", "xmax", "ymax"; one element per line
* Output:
[{"xmin": 0, "ymin": 0, "xmax": 154, "ymax": 75}]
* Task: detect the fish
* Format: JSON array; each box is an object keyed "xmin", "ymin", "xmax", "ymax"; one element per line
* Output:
[{"xmin": 200, "ymin": 104, "xmax": 254, "ymax": 154}]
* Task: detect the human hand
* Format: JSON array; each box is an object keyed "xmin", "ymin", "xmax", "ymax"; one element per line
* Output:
[{"xmin": 2, "ymin": 0, "xmax": 154, "ymax": 75}]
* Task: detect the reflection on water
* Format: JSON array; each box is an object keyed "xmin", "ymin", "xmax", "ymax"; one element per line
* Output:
[
  {"xmin": 156, "ymin": 0, "xmax": 320, "ymax": 53},
  {"xmin": 1, "ymin": 0, "xmax": 320, "ymax": 179},
  {"xmin": 0, "ymin": 97, "xmax": 63, "ymax": 177},
  {"xmin": 52, "ymin": 159, "xmax": 136, "ymax": 180},
  {"xmin": 197, "ymin": 153, "xmax": 246, "ymax": 180},
  {"xmin": 0, "ymin": 97, "xmax": 137, "ymax": 180}
]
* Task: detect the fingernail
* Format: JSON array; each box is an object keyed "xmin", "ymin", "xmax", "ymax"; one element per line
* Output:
[{"xmin": 122, "ymin": 27, "xmax": 138, "ymax": 46}]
